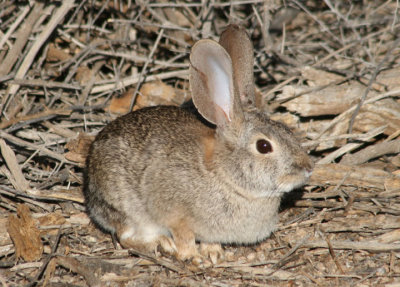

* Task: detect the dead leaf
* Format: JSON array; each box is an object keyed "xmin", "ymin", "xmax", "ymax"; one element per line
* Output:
[
  {"xmin": 7, "ymin": 204, "xmax": 43, "ymax": 262},
  {"xmin": 107, "ymin": 81, "xmax": 180, "ymax": 115},
  {"xmin": 107, "ymin": 88, "xmax": 135, "ymax": 114},
  {"xmin": 135, "ymin": 81, "xmax": 178, "ymax": 110},
  {"xmin": 65, "ymin": 133, "xmax": 95, "ymax": 164}
]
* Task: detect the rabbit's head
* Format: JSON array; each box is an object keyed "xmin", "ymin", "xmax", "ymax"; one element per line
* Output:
[{"xmin": 190, "ymin": 24, "xmax": 313, "ymax": 199}]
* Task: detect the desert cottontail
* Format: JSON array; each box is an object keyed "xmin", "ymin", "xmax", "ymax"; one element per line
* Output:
[{"xmin": 84, "ymin": 24, "xmax": 313, "ymax": 262}]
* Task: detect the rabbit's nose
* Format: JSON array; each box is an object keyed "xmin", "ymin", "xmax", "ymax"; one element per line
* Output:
[
  {"xmin": 295, "ymin": 152, "xmax": 314, "ymax": 173},
  {"xmin": 305, "ymin": 159, "xmax": 314, "ymax": 172}
]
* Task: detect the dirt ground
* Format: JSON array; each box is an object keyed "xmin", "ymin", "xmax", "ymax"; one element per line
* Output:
[{"xmin": 1, "ymin": 1, "xmax": 400, "ymax": 286}]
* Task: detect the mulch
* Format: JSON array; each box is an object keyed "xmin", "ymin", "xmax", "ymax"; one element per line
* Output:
[{"xmin": 1, "ymin": 1, "xmax": 400, "ymax": 286}]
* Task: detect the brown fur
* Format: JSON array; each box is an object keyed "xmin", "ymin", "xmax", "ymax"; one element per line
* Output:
[
  {"xmin": 168, "ymin": 218, "xmax": 198, "ymax": 260},
  {"xmin": 202, "ymin": 132, "xmax": 216, "ymax": 169}
]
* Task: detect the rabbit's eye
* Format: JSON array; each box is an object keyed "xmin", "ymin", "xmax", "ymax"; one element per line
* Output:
[{"xmin": 256, "ymin": 139, "xmax": 273, "ymax": 154}]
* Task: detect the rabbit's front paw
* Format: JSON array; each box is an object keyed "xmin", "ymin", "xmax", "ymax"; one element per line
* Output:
[
  {"xmin": 200, "ymin": 242, "xmax": 224, "ymax": 264},
  {"xmin": 169, "ymin": 219, "xmax": 201, "ymax": 262},
  {"xmin": 175, "ymin": 241, "xmax": 200, "ymax": 262},
  {"xmin": 157, "ymin": 235, "xmax": 177, "ymax": 255}
]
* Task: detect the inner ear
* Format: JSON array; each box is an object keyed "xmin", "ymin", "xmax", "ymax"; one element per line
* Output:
[
  {"xmin": 189, "ymin": 40, "xmax": 236, "ymax": 126},
  {"xmin": 206, "ymin": 55, "xmax": 234, "ymax": 122}
]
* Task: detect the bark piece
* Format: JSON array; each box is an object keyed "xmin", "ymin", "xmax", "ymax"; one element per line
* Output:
[
  {"xmin": 309, "ymin": 163, "xmax": 400, "ymax": 190},
  {"xmin": 0, "ymin": 139, "xmax": 29, "ymax": 191}
]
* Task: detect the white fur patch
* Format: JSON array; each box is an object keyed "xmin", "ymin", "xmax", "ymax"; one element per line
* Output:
[
  {"xmin": 121, "ymin": 224, "xmax": 167, "ymax": 243},
  {"xmin": 141, "ymin": 224, "xmax": 166, "ymax": 242},
  {"xmin": 120, "ymin": 227, "xmax": 135, "ymax": 241}
]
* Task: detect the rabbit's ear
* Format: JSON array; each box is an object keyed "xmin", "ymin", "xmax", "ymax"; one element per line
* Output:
[
  {"xmin": 219, "ymin": 24, "xmax": 255, "ymax": 107},
  {"xmin": 190, "ymin": 39, "xmax": 244, "ymax": 126}
]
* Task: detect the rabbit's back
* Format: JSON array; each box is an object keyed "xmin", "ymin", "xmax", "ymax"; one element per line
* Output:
[{"xmin": 85, "ymin": 105, "xmax": 213, "ymax": 234}]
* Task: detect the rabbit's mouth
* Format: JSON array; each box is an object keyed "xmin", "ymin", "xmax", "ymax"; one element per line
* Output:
[{"xmin": 277, "ymin": 171, "xmax": 311, "ymax": 193}]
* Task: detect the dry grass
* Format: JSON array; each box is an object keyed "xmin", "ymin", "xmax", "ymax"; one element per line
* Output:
[{"xmin": 1, "ymin": 1, "xmax": 400, "ymax": 286}]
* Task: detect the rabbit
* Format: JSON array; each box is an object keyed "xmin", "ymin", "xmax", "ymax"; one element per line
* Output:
[{"xmin": 84, "ymin": 24, "xmax": 313, "ymax": 263}]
